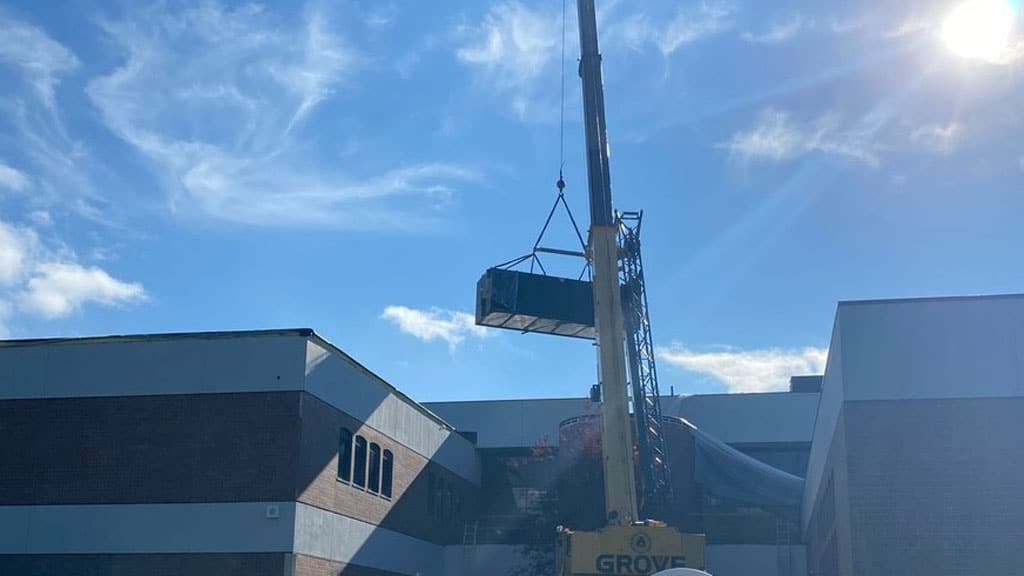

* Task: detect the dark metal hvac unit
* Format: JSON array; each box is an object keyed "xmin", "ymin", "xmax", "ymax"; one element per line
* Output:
[{"xmin": 476, "ymin": 268, "xmax": 595, "ymax": 339}]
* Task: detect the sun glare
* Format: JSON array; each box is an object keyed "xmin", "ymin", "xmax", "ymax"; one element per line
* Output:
[{"xmin": 942, "ymin": 0, "xmax": 1017, "ymax": 62}]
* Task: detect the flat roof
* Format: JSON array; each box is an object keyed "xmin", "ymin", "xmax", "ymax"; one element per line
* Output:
[
  {"xmin": 0, "ymin": 328, "xmax": 314, "ymax": 348},
  {"xmin": 0, "ymin": 328, "xmax": 457, "ymax": 433},
  {"xmin": 839, "ymin": 292, "xmax": 1024, "ymax": 307}
]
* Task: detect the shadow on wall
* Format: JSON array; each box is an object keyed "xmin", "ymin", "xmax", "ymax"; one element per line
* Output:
[{"xmin": 292, "ymin": 347, "xmax": 480, "ymax": 576}]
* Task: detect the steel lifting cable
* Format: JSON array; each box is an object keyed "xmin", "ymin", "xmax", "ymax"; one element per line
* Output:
[
  {"xmin": 559, "ymin": 0, "xmax": 567, "ymax": 185},
  {"xmin": 558, "ymin": 0, "xmax": 590, "ymax": 282},
  {"xmin": 496, "ymin": 0, "xmax": 588, "ymax": 277}
]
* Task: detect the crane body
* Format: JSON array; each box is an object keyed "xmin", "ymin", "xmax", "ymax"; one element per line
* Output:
[
  {"xmin": 577, "ymin": 0, "xmax": 639, "ymax": 525},
  {"xmin": 475, "ymin": 0, "xmax": 707, "ymax": 573},
  {"xmin": 556, "ymin": 2, "xmax": 706, "ymax": 574}
]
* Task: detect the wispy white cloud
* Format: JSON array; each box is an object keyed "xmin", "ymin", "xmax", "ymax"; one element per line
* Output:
[
  {"xmin": 658, "ymin": 344, "xmax": 827, "ymax": 393},
  {"xmin": 659, "ymin": 2, "xmax": 735, "ymax": 55},
  {"xmin": 718, "ymin": 109, "xmax": 880, "ymax": 167},
  {"xmin": 4, "ymin": 99, "xmax": 116, "ymax": 227},
  {"xmin": 0, "ymin": 298, "xmax": 10, "ymax": 337},
  {"xmin": 0, "ymin": 162, "xmax": 30, "ymax": 191},
  {"xmin": 20, "ymin": 261, "xmax": 146, "ymax": 319},
  {"xmin": 885, "ymin": 14, "xmax": 934, "ymax": 39},
  {"xmin": 280, "ymin": 10, "xmax": 356, "ymax": 134},
  {"xmin": 826, "ymin": 16, "xmax": 863, "ymax": 35},
  {"xmin": 87, "ymin": 2, "xmax": 474, "ymax": 230},
  {"xmin": 811, "ymin": 130, "xmax": 881, "ymax": 167},
  {"xmin": 363, "ymin": 3, "xmax": 398, "ymax": 29},
  {"xmin": 718, "ymin": 109, "xmax": 802, "ymax": 161},
  {"xmin": 0, "ymin": 13, "xmax": 140, "ymax": 331},
  {"xmin": 611, "ymin": 13, "xmax": 658, "ymax": 52},
  {"xmin": 741, "ymin": 15, "xmax": 805, "ymax": 44},
  {"xmin": 0, "ymin": 218, "xmax": 145, "ymax": 329},
  {"xmin": 608, "ymin": 1, "xmax": 735, "ymax": 56},
  {"xmin": 910, "ymin": 122, "xmax": 962, "ymax": 154},
  {"xmin": 0, "ymin": 9, "xmax": 79, "ymax": 110},
  {"xmin": 0, "ymin": 219, "xmax": 30, "ymax": 286},
  {"xmin": 455, "ymin": 2, "xmax": 563, "ymax": 121},
  {"xmin": 28, "ymin": 211, "xmax": 51, "ymax": 228},
  {"xmin": 0, "ymin": 13, "xmax": 113, "ymax": 227},
  {"xmin": 382, "ymin": 305, "xmax": 489, "ymax": 350},
  {"xmin": 456, "ymin": 2, "xmax": 559, "ymax": 88}
]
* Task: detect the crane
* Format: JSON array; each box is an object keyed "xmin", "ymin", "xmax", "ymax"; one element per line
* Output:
[
  {"xmin": 576, "ymin": 0, "xmax": 639, "ymax": 524},
  {"xmin": 575, "ymin": 0, "xmax": 671, "ymax": 525},
  {"xmin": 475, "ymin": 0, "xmax": 707, "ymax": 573}
]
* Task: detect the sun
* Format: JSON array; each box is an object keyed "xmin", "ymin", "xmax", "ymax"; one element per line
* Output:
[{"xmin": 942, "ymin": 0, "xmax": 1017, "ymax": 62}]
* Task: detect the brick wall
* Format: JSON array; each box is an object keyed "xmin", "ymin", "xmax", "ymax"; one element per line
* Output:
[
  {"xmin": 0, "ymin": 553, "xmax": 285, "ymax": 575},
  {"xmin": 842, "ymin": 397, "xmax": 1024, "ymax": 575},
  {"xmin": 0, "ymin": 388, "xmax": 481, "ymax": 573},
  {"xmin": 292, "ymin": 553, "xmax": 403, "ymax": 576},
  {"xmin": 296, "ymin": 393, "xmax": 478, "ymax": 545},
  {"xmin": 0, "ymin": 393, "xmax": 301, "ymax": 505}
]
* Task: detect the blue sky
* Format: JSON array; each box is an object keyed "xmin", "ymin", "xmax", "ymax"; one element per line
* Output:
[{"xmin": 2, "ymin": 0, "xmax": 1024, "ymax": 400}]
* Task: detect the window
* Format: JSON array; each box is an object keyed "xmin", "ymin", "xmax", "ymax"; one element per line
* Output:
[
  {"xmin": 368, "ymin": 442, "xmax": 382, "ymax": 493},
  {"xmin": 381, "ymin": 449, "xmax": 394, "ymax": 498},
  {"xmin": 337, "ymin": 428, "xmax": 353, "ymax": 482},
  {"xmin": 427, "ymin": 472, "xmax": 436, "ymax": 514},
  {"xmin": 438, "ymin": 477, "xmax": 447, "ymax": 519},
  {"xmin": 425, "ymin": 472, "xmax": 455, "ymax": 518},
  {"xmin": 341, "ymin": 434, "xmax": 391, "ymax": 500},
  {"xmin": 353, "ymin": 435, "xmax": 368, "ymax": 488}
]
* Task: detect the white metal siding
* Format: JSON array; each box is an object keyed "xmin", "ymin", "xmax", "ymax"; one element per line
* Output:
[
  {"xmin": 425, "ymin": 398, "xmax": 600, "ymax": 448},
  {"xmin": 0, "ymin": 335, "xmax": 306, "ymax": 399},
  {"xmin": 676, "ymin": 392, "xmax": 820, "ymax": 445},
  {"xmin": 0, "ymin": 502, "xmax": 295, "ymax": 554}
]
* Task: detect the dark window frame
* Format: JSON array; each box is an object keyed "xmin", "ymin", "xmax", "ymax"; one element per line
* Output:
[
  {"xmin": 368, "ymin": 442, "xmax": 382, "ymax": 493},
  {"xmin": 381, "ymin": 449, "xmax": 394, "ymax": 499},
  {"xmin": 427, "ymin": 472, "xmax": 436, "ymax": 514},
  {"xmin": 338, "ymin": 428, "xmax": 353, "ymax": 483},
  {"xmin": 353, "ymin": 435, "xmax": 368, "ymax": 488}
]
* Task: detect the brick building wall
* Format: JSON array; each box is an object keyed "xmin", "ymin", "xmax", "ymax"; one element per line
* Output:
[
  {"xmin": 0, "ymin": 331, "xmax": 481, "ymax": 576},
  {"xmin": 807, "ymin": 397, "xmax": 1024, "ymax": 576},
  {"xmin": 296, "ymin": 392, "xmax": 478, "ymax": 546},
  {"xmin": 0, "ymin": 392, "xmax": 301, "ymax": 505},
  {"xmin": 0, "ymin": 389, "xmax": 477, "ymax": 575},
  {"xmin": 293, "ymin": 553, "xmax": 405, "ymax": 576},
  {"xmin": 843, "ymin": 397, "xmax": 1024, "ymax": 576}
]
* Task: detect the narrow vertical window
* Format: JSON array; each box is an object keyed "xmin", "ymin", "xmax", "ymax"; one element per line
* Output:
[
  {"xmin": 381, "ymin": 450, "xmax": 394, "ymax": 498},
  {"xmin": 439, "ymin": 477, "xmax": 448, "ymax": 520},
  {"xmin": 337, "ymin": 428, "xmax": 353, "ymax": 482},
  {"xmin": 368, "ymin": 443, "xmax": 382, "ymax": 493},
  {"xmin": 427, "ymin": 472, "xmax": 436, "ymax": 514},
  {"xmin": 353, "ymin": 435, "xmax": 368, "ymax": 488}
]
